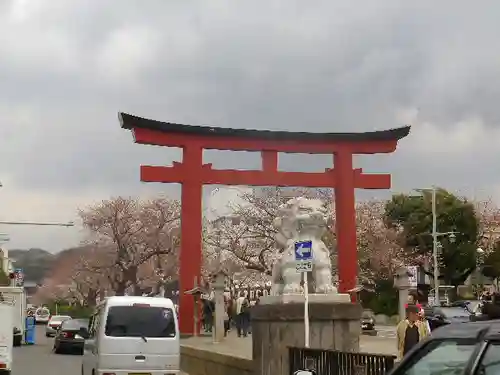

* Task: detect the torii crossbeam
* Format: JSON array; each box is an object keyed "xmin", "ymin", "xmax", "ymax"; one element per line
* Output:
[{"xmin": 119, "ymin": 112, "xmax": 410, "ymax": 335}]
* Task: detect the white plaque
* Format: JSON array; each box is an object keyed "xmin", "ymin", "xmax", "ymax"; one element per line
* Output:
[{"xmin": 296, "ymin": 260, "xmax": 313, "ymax": 273}]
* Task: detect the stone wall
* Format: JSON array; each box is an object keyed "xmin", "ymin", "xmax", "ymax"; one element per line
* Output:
[
  {"xmin": 181, "ymin": 344, "xmax": 253, "ymax": 375},
  {"xmin": 252, "ymin": 302, "xmax": 362, "ymax": 375}
]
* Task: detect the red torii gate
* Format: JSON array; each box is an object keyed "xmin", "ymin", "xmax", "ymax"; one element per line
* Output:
[{"xmin": 119, "ymin": 112, "xmax": 410, "ymax": 335}]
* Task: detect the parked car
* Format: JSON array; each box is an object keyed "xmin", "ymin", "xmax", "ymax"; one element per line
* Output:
[
  {"xmin": 423, "ymin": 305, "xmax": 473, "ymax": 331},
  {"xmin": 361, "ymin": 310, "xmax": 376, "ymax": 335},
  {"xmin": 53, "ymin": 318, "xmax": 89, "ymax": 354},
  {"xmin": 389, "ymin": 320, "xmax": 500, "ymax": 375},
  {"xmin": 45, "ymin": 315, "xmax": 72, "ymax": 337}
]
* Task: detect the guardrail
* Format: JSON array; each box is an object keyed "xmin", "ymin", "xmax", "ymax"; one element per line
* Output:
[{"xmin": 289, "ymin": 347, "xmax": 396, "ymax": 375}]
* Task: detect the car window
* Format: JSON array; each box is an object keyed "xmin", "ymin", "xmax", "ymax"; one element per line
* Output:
[
  {"xmin": 51, "ymin": 315, "xmax": 71, "ymax": 321},
  {"xmin": 36, "ymin": 308, "xmax": 50, "ymax": 316},
  {"xmin": 477, "ymin": 342, "xmax": 500, "ymax": 375},
  {"xmin": 105, "ymin": 305, "xmax": 176, "ymax": 338},
  {"xmin": 401, "ymin": 339, "xmax": 477, "ymax": 375},
  {"xmin": 61, "ymin": 319, "xmax": 88, "ymax": 330}
]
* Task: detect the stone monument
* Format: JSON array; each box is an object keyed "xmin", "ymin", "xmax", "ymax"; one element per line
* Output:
[
  {"xmin": 394, "ymin": 267, "xmax": 412, "ymax": 322},
  {"xmin": 252, "ymin": 197, "xmax": 362, "ymax": 375}
]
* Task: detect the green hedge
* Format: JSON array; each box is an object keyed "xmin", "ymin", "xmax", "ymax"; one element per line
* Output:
[{"xmin": 360, "ymin": 279, "xmax": 399, "ymax": 316}]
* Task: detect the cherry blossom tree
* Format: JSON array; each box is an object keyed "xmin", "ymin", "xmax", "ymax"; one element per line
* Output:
[
  {"xmin": 69, "ymin": 246, "xmax": 113, "ymax": 305},
  {"xmin": 475, "ymin": 199, "xmax": 500, "ymax": 251},
  {"xmin": 204, "ymin": 188, "xmax": 307, "ymax": 276},
  {"xmin": 204, "ymin": 187, "xmax": 402, "ymax": 285},
  {"xmin": 79, "ymin": 196, "xmax": 181, "ymax": 295},
  {"xmin": 33, "ymin": 278, "xmax": 69, "ymax": 304},
  {"xmin": 355, "ymin": 200, "xmax": 404, "ymax": 282}
]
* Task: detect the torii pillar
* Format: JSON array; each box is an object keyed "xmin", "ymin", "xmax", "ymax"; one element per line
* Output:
[{"xmin": 119, "ymin": 112, "xmax": 410, "ymax": 335}]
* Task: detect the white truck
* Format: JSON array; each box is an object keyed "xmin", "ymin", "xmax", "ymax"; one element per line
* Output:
[
  {"xmin": 0, "ymin": 298, "xmax": 15, "ymax": 373},
  {"xmin": 0, "ymin": 287, "xmax": 26, "ymax": 347}
]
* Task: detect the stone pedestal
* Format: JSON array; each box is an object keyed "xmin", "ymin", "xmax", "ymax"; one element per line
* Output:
[
  {"xmin": 259, "ymin": 293, "xmax": 351, "ymax": 305},
  {"xmin": 251, "ymin": 300, "xmax": 362, "ymax": 375},
  {"xmin": 213, "ymin": 272, "xmax": 226, "ymax": 343}
]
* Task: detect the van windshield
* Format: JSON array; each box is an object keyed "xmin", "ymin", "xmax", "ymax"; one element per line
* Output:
[{"xmin": 105, "ymin": 305, "xmax": 176, "ymax": 338}]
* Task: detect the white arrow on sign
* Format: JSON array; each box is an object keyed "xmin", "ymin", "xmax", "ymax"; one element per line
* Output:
[{"xmin": 296, "ymin": 243, "xmax": 310, "ymax": 257}]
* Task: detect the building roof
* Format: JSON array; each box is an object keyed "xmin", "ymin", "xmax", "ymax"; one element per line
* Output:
[{"xmin": 119, "ymin": 112, "xmax": 411, "ymax": 143}]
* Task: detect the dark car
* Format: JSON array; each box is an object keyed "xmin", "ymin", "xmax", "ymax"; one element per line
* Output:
[
  {"xmin": 361, "ymin": 310, "xmax": 376, "ymax": 335},
  {"xmin": 423, "ymin": 306, "xmax": 472, "ymax": 331},
  {"xmin": 388, "ymin": 320, "xmax": 500, "ymax": 375},
  {"xmin": 53, "ymin": 318, "xmax": 89, "ymax": 354}
]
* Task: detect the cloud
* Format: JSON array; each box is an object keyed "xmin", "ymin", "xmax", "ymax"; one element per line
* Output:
[{"xmin": 1, "ymin": 0, "xmax": 500, "ymax": 251}]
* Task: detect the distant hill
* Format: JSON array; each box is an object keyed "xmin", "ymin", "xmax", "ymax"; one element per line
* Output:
[
  {"xmin": 9, "ymin": 248, "xmax": 56, "ymax": 284},
  {"xmin": 9, "ymin": 247, "xmax": 91, "ymax": 285}
]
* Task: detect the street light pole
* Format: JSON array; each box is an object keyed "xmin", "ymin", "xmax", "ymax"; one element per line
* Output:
[
  {"xmin": 431, "ymin": 187, "xmax": 440, "ymax": 306},
  {"xmin": 415, "ymin": 187, "xmax": 458, "ymax": 306},
  {"xmin": 0, "ymin": 221, "xmax": 74, "ymax": 227}
]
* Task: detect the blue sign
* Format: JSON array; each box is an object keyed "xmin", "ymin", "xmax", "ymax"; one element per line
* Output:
[
  {"xmin": 294, "ymin": 241, "xmax": 313, "ymax": 261},
  {"xmin": 14, "ymin": 268, "xmax": 24, "ymax": 286}
]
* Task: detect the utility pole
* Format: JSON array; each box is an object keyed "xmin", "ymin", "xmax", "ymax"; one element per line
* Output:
[
  {"xmin": 415, "ymin": 187, "xmax": 457, "ymax": 306},
  {"xmin": 431, "ymin": 187, "xmax": 440, "ymax": 306}
]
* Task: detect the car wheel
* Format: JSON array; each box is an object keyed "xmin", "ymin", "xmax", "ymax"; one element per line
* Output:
[{"xmin": 54, "ymin": 344, "xmax": 61, "ymax": 354}]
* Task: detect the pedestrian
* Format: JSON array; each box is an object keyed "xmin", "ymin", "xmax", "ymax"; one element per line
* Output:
[
  {"xmin": 418, "ymin": 307, "xmax": 431, "ymax": 335},
  {"xmin": 405, "ymin": 293, "xmax": 422, "ymax": 310},
  {"xmin": 227, "ymin": 297, "xmax": 234, "ymax": 331},
  {"xmin": 235, "ymin": 291, "xmax": 250, "ymax": 337},
  {"xmin": 396, "ymin": 305, "xmax": 429, "ymax": 360},
  {"xmin": 223, "ymin": 300, "xmax": 230, "ymax": 337}
]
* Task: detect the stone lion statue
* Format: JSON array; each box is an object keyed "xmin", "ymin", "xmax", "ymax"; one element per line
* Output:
[{"xmin": 270, "ymin": 197, "xmax": 337, "ymax": 295}]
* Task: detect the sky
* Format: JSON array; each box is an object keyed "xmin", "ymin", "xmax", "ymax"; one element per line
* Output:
[{"xmin": 1, "ymin": 0, "xmax": 500, "ymax": 252}]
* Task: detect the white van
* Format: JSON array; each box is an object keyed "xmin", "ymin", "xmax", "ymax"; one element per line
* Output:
[
  {"xmin": 81, "ymin": 296, "xmax": 180, "ymax": 375},
  {"xmin": 35, "ymin": 307, "xmax": 50, "ymax": 324}
]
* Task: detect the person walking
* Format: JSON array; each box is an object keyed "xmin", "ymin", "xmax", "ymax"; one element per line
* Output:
[
  {"xmin": 235, "ymin": 292, "xmax": 250, "ymax": 337},
  {"xmin": 396, "ymin": 305, "xmax": 429, "ymax": 360},
  {"xmin": 223, "ymin": 298, "xmax": 230, "ymax": 337},
  {"xmin": 418, "ymin": 308, "xmax": 431, "ymax": 335}
]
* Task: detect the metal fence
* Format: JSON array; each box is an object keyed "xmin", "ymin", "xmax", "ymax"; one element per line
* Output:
[{"xmin": 289, "ymin": 347, "xmax": 396, "ymax": 375}]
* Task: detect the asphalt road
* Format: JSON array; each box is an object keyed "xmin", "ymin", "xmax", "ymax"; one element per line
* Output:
[
  {"xmin": 13, "ymin": 326, "xmax": 82, "ymax": 375},
  {"xmin": 9, "ymin": 325, "xmax": 397, "ymax": 374},
  {"xmin": 374, "ymin": 325, "xmax": 397, "ymax": 339}
]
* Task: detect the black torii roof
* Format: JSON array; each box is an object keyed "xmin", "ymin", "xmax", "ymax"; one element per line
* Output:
[{"xmin": 119, "ymin": 112, "xmax": 411, "ymax": 143}]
